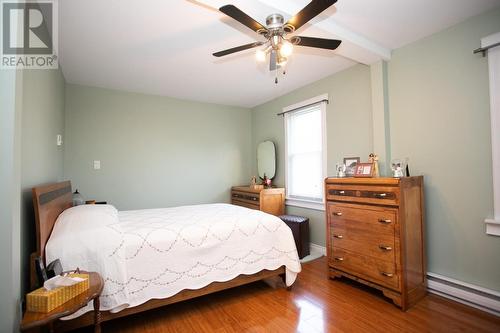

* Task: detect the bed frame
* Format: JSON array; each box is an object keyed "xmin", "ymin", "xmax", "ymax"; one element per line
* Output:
[{"xmin": 31, "ymin": 181, "xmax": 289, "ymax": 332}]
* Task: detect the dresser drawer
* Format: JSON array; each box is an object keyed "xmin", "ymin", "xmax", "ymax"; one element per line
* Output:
[
  {"xmin": 330, "ymin": 227, "xmax": 395, "ymax": 263},
  {"xmin": 231, "ymin": 191, "xmax": 260, "ymax": 204},
  {"xmin": 326, "ymin": 184, "xmax": 399, "ymax": 206},
  {"xmin": 231, "ymin": 187, "xmax": 285, "ymax": 216},
  {"xmin": 231, "ymin": 199, "xmax": 259, "ymax": 210},
  {"xmin": 330, "ymin": 247, "xmax": 400, "ymax": 291},
  {"xmin": 328, "ymin": 202, "xmax": 397, "ymax": 262},
  {"xmin": 328, "ymin": 203, "xmax": 396, "ymax": 232}
]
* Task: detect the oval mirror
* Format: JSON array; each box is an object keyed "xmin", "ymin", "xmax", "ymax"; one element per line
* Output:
[{"xmin": 257, "ymin": 141, "xmax": 276, "ymax": 179}]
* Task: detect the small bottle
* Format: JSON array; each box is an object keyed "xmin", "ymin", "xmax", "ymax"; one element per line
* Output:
[{"xmin": 72, "ymin": 189, "xmax": 84, "ymax": 206}]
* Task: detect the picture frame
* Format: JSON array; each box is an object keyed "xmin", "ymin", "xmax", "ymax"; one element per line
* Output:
[
  {"xmin": 354, "ymin": 162, "xmax": 374, "ymax": 178},
  {"xmin": 343, "ymin": 157, "xmax": 360, "ymax": 177}
]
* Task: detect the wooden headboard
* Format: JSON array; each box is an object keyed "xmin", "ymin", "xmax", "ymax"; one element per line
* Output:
[{"xmin": 32, "ymin": 181, "xmax": 72, "ymax": 262}]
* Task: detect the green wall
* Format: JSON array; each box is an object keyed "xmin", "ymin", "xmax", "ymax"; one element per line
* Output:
[
  {"xmin": 250, "ymin": 8, "xmax": 500, "ymax": 291},
  {"xmin": 64, "ymin": 85, "xmax": 252, "ymax": 210},
  {"xmin": 20, "ymin": 68, "xmax": 66, "ymax": 295},
  {"xmin": 388, "ymin": 8, "xmax": 500, "ymax": 290},
  {"xmin": 251, "ymin": 64, "xmax": 373, "ymax": 246},
  {"xmin": 0, "ymin": 67, "xmax": 64, "ymax": 331},
  {"xmin": 0, "ymin": 69, "xmax": 22, "ymax": 332}
]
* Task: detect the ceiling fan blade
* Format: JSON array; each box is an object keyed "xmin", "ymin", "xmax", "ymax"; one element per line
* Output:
[
  {"xmin": 286, "ymin": 0, "xmax": 337, "ymax": 31},
  {"xmin": 219, "ymin": 5, "xmax": 267, "ymax": 33},
  {"xmin": 213, "ymin": 42, "xmax": 263, "ymax": 57},
  {"xmin": 292, "ymin": 36, "xmax": 341, "ymax": 50}
]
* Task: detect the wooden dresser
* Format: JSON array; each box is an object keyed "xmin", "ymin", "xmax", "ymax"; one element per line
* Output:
[
  {"xmin": 325, "ymin": 177, "xmax": 426, "ymax": 310},
  {"xmin": 231, "ymin": 186, "xmax": 285, "ymax": 216}
]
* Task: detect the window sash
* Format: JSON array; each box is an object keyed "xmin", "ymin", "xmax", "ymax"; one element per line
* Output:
[
  {"xmin": 284, "ymin": 95, "xmax": 327, "ymax": 206},
  {"xmin": 482, "ymin": 32, "xmax": 500, "ymax": 236}
]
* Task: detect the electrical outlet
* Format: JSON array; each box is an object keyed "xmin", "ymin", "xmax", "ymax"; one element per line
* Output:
[
  {"xmin": 56, "ymin": 134, "xmax": 63, "ymax": 146},
  {"xmin": 93, "ymin": 160, "xmax": 101, "ymax": 170}
]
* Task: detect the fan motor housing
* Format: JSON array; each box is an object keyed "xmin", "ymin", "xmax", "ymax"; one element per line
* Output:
[{"xmin": 266, "ymin": 14, "xmax": 284, "ymax": 29}]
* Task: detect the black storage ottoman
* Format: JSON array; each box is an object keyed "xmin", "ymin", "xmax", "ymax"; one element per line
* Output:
[{"xmin": 279, "ymin": 215, "xmax": 310, "ymax": 259}]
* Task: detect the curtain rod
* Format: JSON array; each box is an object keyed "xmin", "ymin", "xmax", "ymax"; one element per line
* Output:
[
  {"xmin": 473, "ymin": 41, "xmax": 500, "ymax": 57},
  {"xmin": 276, "ymin": 99, "xmax": 329, "ymax": 116}
]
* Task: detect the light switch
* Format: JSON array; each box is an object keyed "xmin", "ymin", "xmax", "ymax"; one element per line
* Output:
[
  {"xmin": 93, "ymin": 160, "xmax": 101, "ymax": 170},
  {"xmin": 56, "ymin": 134, "xmax": 63, "ymax": 146}
]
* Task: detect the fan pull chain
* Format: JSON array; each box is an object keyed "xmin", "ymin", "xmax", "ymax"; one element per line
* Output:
[{"xmin": 275, "ymin": 68, "xmax": 287, "ymax": 84}]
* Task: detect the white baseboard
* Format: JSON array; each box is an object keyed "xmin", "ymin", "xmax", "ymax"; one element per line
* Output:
[
  {"xmin": 309, "ymin": 243, "xmax": 326, "ymax": 256},
  {"xmin": 427, "ymin": 272, "xmax": 500, "ymax": 317}
]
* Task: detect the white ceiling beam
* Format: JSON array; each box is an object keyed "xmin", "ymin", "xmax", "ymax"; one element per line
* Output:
[
  {"xmin": 193, "ymin": 0, "xmax": 392, "ymax": 64},
  {"xmin": 258, "ymin": 0, "xmax": 391, "ymax": 63}
]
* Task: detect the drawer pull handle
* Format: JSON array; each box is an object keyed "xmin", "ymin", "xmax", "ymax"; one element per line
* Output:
[
  {"xmin": 334, "ymin": 257, "xmax": 344, "ymax": 261},
  {"xmin": 333, "ymin": 234, "xmax": 343, "ymax": 239},
  {"xmin": 378, "ymin": 219, "xmax": 392, "ymax": 224},
  {"xmin": 251, "ymin": 197, "xmax": 258, "ymax": 201},
  {"xmin": 379, "ymin": 245, "xmax": 392, "ymax": 251},
  {"xmin": 380, "ymin": 272, "xmax": 394, "ymax": 277},
  {"xmin": 339, "ymin": 190, "xmax": 345, "ymax": 195},
  {"xmin": 376, "ymin": 193, "xmax": 387, "ymax": 197},
  {"xmin": 333, "ymin": 212, "xmax": 343, "ymax": 216}
]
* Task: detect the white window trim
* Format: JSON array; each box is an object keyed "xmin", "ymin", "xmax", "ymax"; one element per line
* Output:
[
  {"xmin": 482, "ymin": 32, "xmax": 500, "ymax": 236},
  {"xmin": 284, "ymin": 94, "xmax": 328, "ymax": 211}
]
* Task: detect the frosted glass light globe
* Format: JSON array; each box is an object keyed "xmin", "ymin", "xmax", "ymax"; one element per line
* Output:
[
  {"xmin": 280, "ymin": 41, "xmax": 293, "ymax": 57},
  {"xmin": 256, "ymin": 49, "xmax": 266, "ymax": 62}
]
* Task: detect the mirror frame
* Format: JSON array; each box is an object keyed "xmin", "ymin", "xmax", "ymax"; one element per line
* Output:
[{"xmin": 257, "ymin": 141, "xmax": 276, "ymax": 180}]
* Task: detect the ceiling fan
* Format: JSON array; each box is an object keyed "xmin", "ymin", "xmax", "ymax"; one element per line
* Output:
[{"xmin": 212, "ymin": 0, "xmax": 342, "ymax": 83}]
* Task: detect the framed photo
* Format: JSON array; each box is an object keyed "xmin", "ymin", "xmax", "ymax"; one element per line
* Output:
[
  {"xmin": 343, "ymin": 157, "xmax": 360, "ymax": 177},
  {"xmin": 354, "ymin": 162, "xmax": 374, "ymax": 178}
]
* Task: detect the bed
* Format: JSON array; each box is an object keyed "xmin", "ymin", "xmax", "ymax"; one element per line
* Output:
[{"xmin": 31, "ymin": 181, "xmax": 301, "ymax": 331}]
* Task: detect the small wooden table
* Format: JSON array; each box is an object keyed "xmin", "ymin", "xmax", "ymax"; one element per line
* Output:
[{"xmin": 21, "ymin": 271, "xmax": 104, "ymax": 333}]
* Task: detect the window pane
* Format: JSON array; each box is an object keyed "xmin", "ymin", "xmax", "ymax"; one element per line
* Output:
[
  {"xmin": 286, "ymin": 103, "xmax": 324, "ymax": 202},
  {"xmin": 288, "ymin": 108, "xmax": 322, "ymax": 154},
  {"xmin": 289, "ymin": 151, "xmax": 322, "ymax": 200}
]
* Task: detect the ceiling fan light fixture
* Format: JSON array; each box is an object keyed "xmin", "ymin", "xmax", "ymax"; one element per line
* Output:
[
  {"xmin": 255, "ymin": 48, "xmax": 267, "ymax": 62},
  {"xmin": 213, "ymin": 2, "xmax": 342, "ymax": 83},
  {"xmin": 279, "ymin": 40, "xmax": 293, "ymax": 57},
  {"xmin": 278, "ymin": 56, "xmax": 287, "ymax": 66}
]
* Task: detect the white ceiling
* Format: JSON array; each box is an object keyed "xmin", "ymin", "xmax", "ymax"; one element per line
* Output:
[{"xmin": 59, "ymin": 0, "xmax": 500, "ymax": 107}]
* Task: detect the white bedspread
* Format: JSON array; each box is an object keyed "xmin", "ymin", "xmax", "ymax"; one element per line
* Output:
[{"xmin": 46, "ymin": 203, "xmax": 301, "ymax": 316}]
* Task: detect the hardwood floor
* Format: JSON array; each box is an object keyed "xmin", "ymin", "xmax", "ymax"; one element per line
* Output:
[{"xmin": 74, "ymin": 257, "xmax": 500, "ymax": 333}]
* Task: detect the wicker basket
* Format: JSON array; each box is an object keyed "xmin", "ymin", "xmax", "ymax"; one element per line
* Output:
[{"xmin": 26, "ymin": 273, "xmax": 90, "ymax": 313}]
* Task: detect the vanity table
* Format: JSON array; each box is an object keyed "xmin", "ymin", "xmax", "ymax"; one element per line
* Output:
[
  {"xmin": 231, "ymin": 186, "xmax": 285, "ymax": 216},
  {"xmin": 232, "ymin": 140, "xmax": 285, "ymax": 216}
]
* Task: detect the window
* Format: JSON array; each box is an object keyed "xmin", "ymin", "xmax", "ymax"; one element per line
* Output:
[
  {"xmin": 482, "ymin": 32, "xmax": 500, "ymax": 236},
  {"xmin": 284, "ymin": 94, "xmax": 327, "ymax": 211}
]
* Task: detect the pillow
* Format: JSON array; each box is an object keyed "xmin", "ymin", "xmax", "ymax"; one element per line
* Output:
[
  {"xmin": 45, "ymin": 204, "xmax": 125, "ymax": 290},
  {"xmin": 52, "ymin": 204, "xmax": 119, "ymax": 235}
]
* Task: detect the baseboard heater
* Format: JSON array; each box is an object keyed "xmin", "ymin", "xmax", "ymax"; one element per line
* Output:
[{"xmin": 427, "ymin": 272, "xmax": 500, "ymax": 317}]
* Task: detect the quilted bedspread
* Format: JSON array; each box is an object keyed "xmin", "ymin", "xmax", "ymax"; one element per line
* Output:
[{"xmin": 46, "ymin": 203, "xmax": 301, "ymax": 317}]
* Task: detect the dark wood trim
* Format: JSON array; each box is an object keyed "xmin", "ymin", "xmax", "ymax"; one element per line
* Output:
[{"xmin": 31, "ymin": 181, "xmax": 73, "ymax": 290}]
